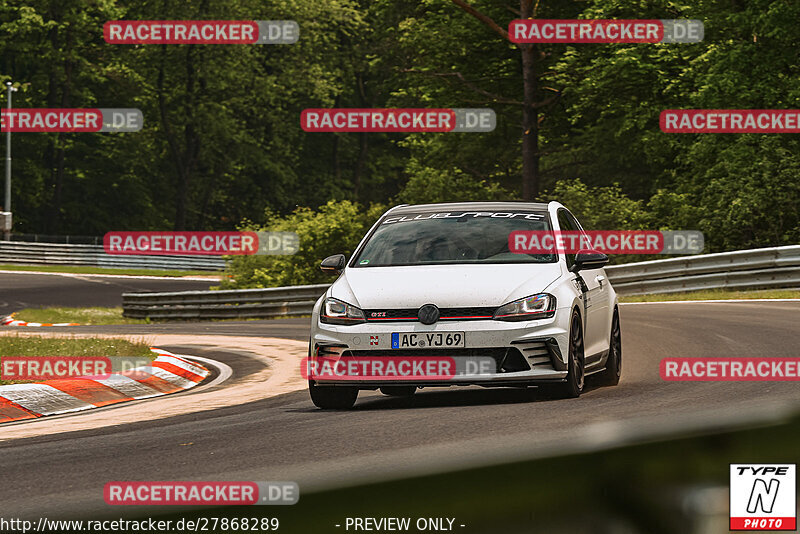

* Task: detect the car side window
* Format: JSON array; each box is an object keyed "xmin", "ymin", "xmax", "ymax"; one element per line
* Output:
[
  {"xmin": 566, "ymin": 211, "xmax": 584, "ymax": 233},
  {"xmin": 566, "ymin": 210, "xmax": 591, "ymax": 251},
  {"xmin": 557, "ymin": 209, "xmax": 576, "ymax": 269}
]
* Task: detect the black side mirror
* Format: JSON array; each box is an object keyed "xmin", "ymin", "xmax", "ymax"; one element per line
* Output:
[
  {"xmin": 320, "ymin": 254, "xmax": 346, "ymax": 275},
  {"xmin": 570, "ymin": 250, "xmax": 609, "ymax": 272}
]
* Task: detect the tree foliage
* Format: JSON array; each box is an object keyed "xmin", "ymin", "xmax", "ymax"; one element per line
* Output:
[
  {"xmin": 221, "ymin": 200, "xmax": 386, "ymax": 288},
  {"xmin": 0, "ymin": 0, "xmax": 797, "ymax": 269}
]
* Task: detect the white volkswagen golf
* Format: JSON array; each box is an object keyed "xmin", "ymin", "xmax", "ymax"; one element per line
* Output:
[{"xmin": 308, "ymin": 201, "xmax": 621, "ymax": 409}]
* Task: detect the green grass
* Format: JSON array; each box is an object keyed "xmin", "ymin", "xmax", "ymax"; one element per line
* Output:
[
  {"xmin": 9, "ymin": 307, "xmax": 146, "ymax": 325},
  {"xmin": 0, "ymin": 263, "xmax": 220, "ymax": 278},
  {"xmin": 0, "ymin": 335, "xmax": 153, "ymax": 385},
  {"xmin": 7, "ymin": 306, "xmax": 303, "ymax": 324},
  {"xmin": 620, "ymin": 287, "xmax": 800, "ymax": 302}
]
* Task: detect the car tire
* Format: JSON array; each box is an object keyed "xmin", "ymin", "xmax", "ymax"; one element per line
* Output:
[
  {"xmin": 596, "ymin": 307, "xmax": 622, "ymax": 386},
  {"xmin": 547, "ymin": 309, "xmax": 585, "ymax": 398},
  {"xmin": 308, "ymin": 382, "xmax": 358, "ymax": 409},
  {"xmin": 380, "ymin": 386, "xmax": 416, "ymax": 397}
]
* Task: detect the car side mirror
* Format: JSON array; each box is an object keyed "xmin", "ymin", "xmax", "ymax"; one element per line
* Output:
[
  {"xmin": 570, "ymin": 250, "xmax": 609, "ymax": 272},
  {"xmin": 320, "ymin": 254, "xmax": 346, "ymax": 275}
]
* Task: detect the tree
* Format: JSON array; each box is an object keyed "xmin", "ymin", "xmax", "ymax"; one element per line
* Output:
[
  {"xmin": 449, "ymin": 0, "xmax": 566, "ymax": 199},
  {"xmin": 222, "ymin": 200, "xmax": 386, "ymax": 288}
]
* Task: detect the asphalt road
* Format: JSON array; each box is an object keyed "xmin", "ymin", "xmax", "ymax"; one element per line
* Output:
[
  {"xmin": 0, "ymin": 271, "xmax": 218, "ymax": 314},
  {"xmin": 0, "ymin": 269, "xmax": 302, "ymax": 337},
  {"xmin": 13, "ymin": 319, "xmax": 311, "ymax": 340},
  {"xmin": 1, "ymin": 300, "xmax": 799, "ymax": 523}
]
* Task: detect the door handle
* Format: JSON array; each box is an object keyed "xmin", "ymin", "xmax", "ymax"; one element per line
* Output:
[{"xmin": 595, "ymin": 275, "xmax": 605, "ymax": 286}]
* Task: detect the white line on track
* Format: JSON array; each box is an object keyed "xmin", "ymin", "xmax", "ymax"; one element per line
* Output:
[
  {"xmin": 0, "ymin": 353, "xmax": 232, "ymax": 428},
  {"xmin": 621, "ymin": 298, "xmax": 800, "ymax": 305},
  {"xmin": 0, "ymin": 336, "xmax": 305, "ymax": 439},
  {"xmin": 0, "ymin": 269, "xmax": 219, "ymax": 281},
  {"xmin": 178, "ymin": 354, "xmax": 233, "ymax": 391}
]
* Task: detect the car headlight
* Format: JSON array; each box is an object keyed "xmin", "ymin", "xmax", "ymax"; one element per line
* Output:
[
  {"xmin": 494, "ymin": 293, "xmax": 556, "ymax": 321},
  {"xmin": 320, "ymin": 297, "xmax": 366, "ymax": 325}
]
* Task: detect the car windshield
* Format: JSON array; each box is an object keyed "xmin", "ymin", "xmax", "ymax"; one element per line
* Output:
[{"xmin": 352, "ymin": 211, "xmax": 556, "ymax": 266}]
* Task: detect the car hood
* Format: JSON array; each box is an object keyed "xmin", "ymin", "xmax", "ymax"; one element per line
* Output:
[{"xmin": 330, "ymin": 263, "xmax": 563, "ymax": 309}]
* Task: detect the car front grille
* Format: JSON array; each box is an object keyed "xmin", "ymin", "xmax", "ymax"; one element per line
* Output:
[
  {"xmin": 364, "ymin": 307, "xmax": 496, "ymax": 322},
  {"xmin": 344, "ymin": 347, "xmax": 531, "ymax": 373},
  {"xmin": 316, "ymin": 340, "xmax": 561, "ymax": 374},
  {"xmin": 511, "ymin": 338, "xmax": 564, "ymax": 371}
]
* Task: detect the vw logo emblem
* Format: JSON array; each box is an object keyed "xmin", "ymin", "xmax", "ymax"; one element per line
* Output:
[{"xmin": 418, "ymin": 304, "xmax": 440, "ymax": 325}]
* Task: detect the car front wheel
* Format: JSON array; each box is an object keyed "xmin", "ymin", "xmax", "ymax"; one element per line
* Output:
[
  {"xmin": 309, "ymin": 382, "xmax": 358, "ymax": 409},
  {"xmin": 596, "ymin": 307, "xmax": 621, "ymax": 386},
  {"xmin": 547, "ymin": 308, "xmax": 585, "ymax": 398}
]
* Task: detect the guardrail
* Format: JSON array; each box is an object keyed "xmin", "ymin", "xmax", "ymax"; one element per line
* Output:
[
  {"xmin": 604, "ymin": 245, "xmax": 800, "ymax": 295},
  {"xmin": 8, "ymin": 233, "xmax": 104, "ymax": 245},
  {"xmin": 122, "ymin": 284, "xmax": 329, "ymax": 319},
  {"xmin": 121, "ymin": 246, "xmax": 800, "ymax": 320},
  {"xmin": 0, "ymin": 241, "xmax": 225, "ymax": 271}
]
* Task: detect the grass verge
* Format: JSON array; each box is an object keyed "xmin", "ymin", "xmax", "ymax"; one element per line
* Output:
[
  {"xmin": 619, "ymin": 287, "xmax": 800, "ymax": 302},
  {"xmin": 9, "ymin": 307, "xmax": 310, "ymax": 324},
  {"xmin": 0, "ymin": 263, "xmax": 220, "ymax": 278},
  {"xmin": 0, "ymin": 335, "xmax": 153, "ymax": 385},
  {"xmin": 9, "ymin": 307, "xmax": 146, "ymax": 325}
]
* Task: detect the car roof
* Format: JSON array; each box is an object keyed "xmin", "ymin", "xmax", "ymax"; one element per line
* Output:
[{"xmin": 388, "ymin": 201, "xmax": 551, "ymax": 214}]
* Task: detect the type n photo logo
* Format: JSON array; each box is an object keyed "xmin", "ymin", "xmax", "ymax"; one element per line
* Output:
[{"xmin": 730, "ymin": 464, "xmax": 796, "ymax": 530}]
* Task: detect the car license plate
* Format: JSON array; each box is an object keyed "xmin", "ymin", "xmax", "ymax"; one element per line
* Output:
[{"xmin": 391, "ymin": 332, "xmax": 465, "ymax": 349}]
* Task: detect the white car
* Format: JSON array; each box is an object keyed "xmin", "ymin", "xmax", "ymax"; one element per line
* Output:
[{"xmin": 308, "ymin": 201, "xmax": 621, "ymax": 409}]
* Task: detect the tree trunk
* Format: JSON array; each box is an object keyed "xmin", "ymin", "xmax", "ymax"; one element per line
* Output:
[
  {"xmin": 157, "ymin": 45, "xmax": 198, "ymax": 232},
  {"xmin": 353, "ymin": 72, "xmax": 370, "ymax": 200},
  {"xmin": 331, "ymin": 95, "xmax": 342, "ymax": 185},
  {"xmin": 451, "ymin": 0, "xmax": 543, "ymax": 201},
  {"xmin": 331, "ymin": 133, "xmax": 342, "ymax": 184},
  {"xmin": 51, "ymin": 51, "xmax": 72, "ymax": 232},
  {"xmin": 175, "ymin": 46, "xmax": 198, "ymax": 231},
  {"xmin": 354, "ymin": 132, "xmax": 368, "ymax": 201},
  {"xmin": 45, "ymin": 12, "xmax": 70, "ymax": 233},
  {"xmin": 520, "ymin": 0, "xmax": 539, "ymax": 201}
]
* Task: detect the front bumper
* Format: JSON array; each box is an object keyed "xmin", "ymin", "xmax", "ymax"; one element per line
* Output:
[{"xmin": 309, "ymin": 314, "xmax": 571, "ymax": 387}]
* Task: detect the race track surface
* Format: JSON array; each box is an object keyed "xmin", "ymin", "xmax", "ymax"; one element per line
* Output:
[
  {"xmin": 0, "ymin": 271, "xmax": 218, "ymax": 314},
  {"xmin": 25, "ymin": 319, "xmax": 311, "ymax": 340},
  {"xmin": 1, "ymin": 301, "xmax": 799, "ymax": 520}
]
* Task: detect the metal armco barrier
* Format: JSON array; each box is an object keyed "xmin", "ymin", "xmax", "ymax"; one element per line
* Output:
[
  {"xmin": 122, "ymin": 284, "xmax": 329, "ymax": 319},
  {"xmin": 605, "ymin": 245, "xmax": 800, "ymax": 295},
  {"xmin": 0, "ymin": 241, "xmax": 225, "ymax": 271},
  {"xmin": 121, "ymin": 246, "xmax": 800, "ymax": 320}
]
